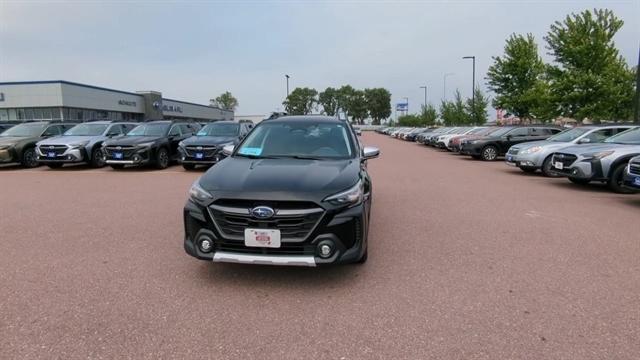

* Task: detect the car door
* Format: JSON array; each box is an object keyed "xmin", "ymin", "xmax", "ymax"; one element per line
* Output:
[
  {"xmin": 500, "ymin": 127, "xmax": 529, "ymax": 153},
  {"xmin": 105, "ymin": 124, "xmax": 123, "ymax": 138},
  {"xmin": 167, "ymin": 124, "xmax": 184, "ymax": 157},
  {"xmin": 41, "ymin": 124, "xmax": 63, "ymax": 139}
]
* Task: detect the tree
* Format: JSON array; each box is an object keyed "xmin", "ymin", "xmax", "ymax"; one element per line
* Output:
[
  {"xmin": 544, "ymin": 8, "xmax": 635, "ymax": 121},
  {"xmin": 397, "ymin": 114, "xmax": 422, "ymax": 127},
  {"xmin": 466, "ymin": 88, "xmax": 489, "ymax": 124},
  {"xmin": 336, "ymin": 85, "xmax": 356, "ymax": 116},
  {"xmin": 419, "ymin": 104, "xmax": 438, "ymax": 126},
  {"xmin": 349, "ymin": 90, "xmax": 368, "ymax": 124},
  {"xmin": 283, "ymin": 87, "xmax": 318, "ymax": 115},
  {"xmin": 318, "ymin": 87, "xmax": 339, "ymax": 116},
  {"xmin": 439, "ymin": 100, "xmax": 456, "ymax": 126},
  {"xmin": 364, "ymin": 88, "xmax": 392, "ymax": 125},
  {"xmin": 452, "ymin": 90, "xmax": 470, "ymax": 125},
  {"xmin": 211, "ymin": 91, "xmax": 238, "ymax": 111},
  {"xmin": 486, "ymin": 33, "xmax": 548, "ymax": 121}
]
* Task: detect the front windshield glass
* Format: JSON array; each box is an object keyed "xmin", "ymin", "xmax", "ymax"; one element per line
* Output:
[
  {"xmin": 0, "ymin": 123, "xmax": 47, "ymax": 137},
  {"xmin": 488, "ymin": 127, "xmax": 513, "ymax": 137},
  {"xmin": 236, "ymin": 121, "xmax": 355, "ymax": 159},
  {"xmin": 604, "ymin": 127, "xmax": 640, "ymax": 145},
  {"xmin": 127, "ymin": 124, "xmax": 170, "ymax": 137},
  {"xmin": 197, "ymin": 123, "xmax": 240, "ymax": 137},
  {"xmin": 64, "ymin": 124, "xmax": 108, "ymax": 136},
  {"xmin": 547, "ymin": 128, "xmax": 590, "ymax": 142}
]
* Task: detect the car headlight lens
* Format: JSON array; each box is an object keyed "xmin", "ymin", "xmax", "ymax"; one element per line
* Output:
[
  {"xmin": 323, "ymin": 180, "xmax": 363, "ymax": 206},
  {"xmin": 581, "ymin": 150, "xmax": 614, "ymax": 160},
  {"xmin": 69, "ymin": 141, "xmax": 89, "ymax": 149},
  {"xmin": 137, "ymin": 142, "xmax": 155, "ymax": 148},
  {"xmin": 469, "ymin": 140, "xmax": 482, "ymax": 144},
  {"xmin": 189, "ymin": 180, "xmax": 213, "ymax": 204},
  {"xmin": 521, "ymin": 146, "xmax": 542, "ymax": 154}
]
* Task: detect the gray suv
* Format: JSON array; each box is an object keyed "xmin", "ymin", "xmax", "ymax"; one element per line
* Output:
[
  {"xmin": 506, "ymin": 125, "xmax": 636, "ymax": 176},
  {"xmin": 550, "ymin": 127, "xmax": 640, "ymax": 193},
  {"xmin": 36, "ymin": 121, "xmax": 137, "ymax": 168}
]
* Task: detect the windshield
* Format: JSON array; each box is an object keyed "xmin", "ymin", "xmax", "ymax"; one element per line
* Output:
[
  {"xmin": 64, "ymin": 124, "xmax": 108, "ymax": 136},
  {"xmin": 127, "ymin": 124, "xmax": 170, "ymax": 137},
  {"xmin": 487, "ymin": 127, "xmax": 513, "ymax": 137},
  {"xmin": 197, "ymin": 123, "xmax": 240, "ymax": 137},
  {"xmin": 547, "ymin": 128, "xmax": 590, "ymax": 142},
  {"xmin": 604, "ymin": 127, "xmax": 640, "ymax": 145},
  {"xmin": 0, "ymin": 123, "xmax": 47, "ymax": 137},
  {"xmin": 235, "ymin": 121, "xmax": 355, "ymax": 159}
]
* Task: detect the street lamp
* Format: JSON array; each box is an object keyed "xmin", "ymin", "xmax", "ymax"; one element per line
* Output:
[
  {"xmin": 419, "ymin": 86, "xmax": 427, "ymax": 110},
  {"xmin": 443, "ymin": 73, "xmax": 454, "ymax": 101},
  {"xmin": 285, "ymin": 74, "xmax": 290, "ymax": 97},
  {"xmin": 462, "ymin": 56, "xmax": 476, "ymax": 117},
  {"xmin": 403, "ymin": 97, "xmax": 409, "ymax": 115}
]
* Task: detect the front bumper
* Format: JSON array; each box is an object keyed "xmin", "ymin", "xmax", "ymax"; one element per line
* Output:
[
  {"xmin": 460, "ymin": 143, "xmax": 483, "ymax": 156},
  {"xmin": 184, "ymin": 199, "xmax": 368, "ymax": 266},
  {"xmin": 104, "ymin": 147, "xmax": 152, "ymax": 166},
  {"xmin": 179, "ymin": 147, "xmax": 225, "ymax": 165},
  {"xmin": 550, "ymin": 154, "xmax": 603, "ymax": 181},
  {"xmin": 36, "ymin": 146, "xmax": 88, "ymax": 163},
  {"xmin": 505, "ymin": 153, "xmax": 540, "ymax": 168},
  {"xmin": 623, "ymin": 166, "xmax": 640, "ymax": 190}
]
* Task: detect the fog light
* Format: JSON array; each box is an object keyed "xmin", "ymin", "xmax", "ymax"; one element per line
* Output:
[
  {"xmin": 199, "ymin": 239, "xmax": 213, "ymax": 252},
  {"xmin": 67, "ymin": 155, "xmax": 72, "ymax": 160},
  {"xmin": 318, "ymin": 243, "xmax": 333, "ymax": 258},
  {"xmin": 181, "ymin": 156, "xmax": 186, "ymax": 161},
  {"xmin": 133, "ymin": 155, "xmax": 141, "ymax": 162}
]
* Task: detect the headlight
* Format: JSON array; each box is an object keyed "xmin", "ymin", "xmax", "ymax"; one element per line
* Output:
[
  {"xmin": 323, "ymin": 180, "xmax": 363, "ymax": 207},
  {"xmin": 520, "ymin": 146, "xmax": 542, "ymax": 154},
  {"xmin": 189, "ymin": 180, "xmax": 213, "ymax": 204},
  {"xmin": 469, "ymin": 140, "xmax": 482, "ymax": 144},
  {"xmin": 580, "ymin": 150, "xmax": 614, "ymax": 160},
  {"xmin": 137, "ymin": 142, "xmax": 155, "ymax": 148},
  {"xmin": 69, "ymin": 141, "xmax": 89, "ymax": 149}
]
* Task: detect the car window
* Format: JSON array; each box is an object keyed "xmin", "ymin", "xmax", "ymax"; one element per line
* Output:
[
  {"xmin": 106, "ymin": 125, "xmax": 122, "ymax": 136},
  {"xmin": 168, "ymin": 125, "xmax": 181, "ymax": 136},
  {"xmin": 43, "ymin": 125, "xmax": 61, "ymax": 136},
  {"xmin": 584, "ymin": 128, "xmax": 615, "ymax": 142},
  {"xmin": 179, "ymin": 125, "xmax": 193, "ymax": 135},
  {"xmin": 507, "ymin": 128, "xmax": 529, "ymax": 137}
]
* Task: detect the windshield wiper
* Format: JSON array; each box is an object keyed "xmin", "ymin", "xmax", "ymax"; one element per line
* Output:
[{"xmin": 234, "ymin": 153, "xmax": 278, "ymax": 159}]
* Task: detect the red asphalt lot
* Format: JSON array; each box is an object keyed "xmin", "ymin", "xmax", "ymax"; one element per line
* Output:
[{"xmin": 1, "ymin": 132, "xmax": 639, "ymax": 359}]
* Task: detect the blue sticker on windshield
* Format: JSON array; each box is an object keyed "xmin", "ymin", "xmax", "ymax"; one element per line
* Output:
[{"xmin": 238, "ymin": 147, "xmax": 262, "ymax": 156}]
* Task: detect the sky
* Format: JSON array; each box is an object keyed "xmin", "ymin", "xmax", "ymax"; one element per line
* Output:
[{"xmin": 1, "ymin": 0, "xmax": 639, "ymax": 118}]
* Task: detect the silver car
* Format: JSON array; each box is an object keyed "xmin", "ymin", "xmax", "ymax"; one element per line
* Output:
[
  {"xmin": 506, "ymin": 125, "xmax": 636, "ymax": 176},
  {"xmin": 549, "ymin": 127, "xmax": 640, "ymax": 193},
  {"xmin": 36, "ymin": 121, "xmax": 137, "ymax": 168}
]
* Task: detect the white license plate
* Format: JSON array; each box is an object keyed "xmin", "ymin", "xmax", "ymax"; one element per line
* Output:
[
  {"xmin": 244, "ymin": 229, "xmax": 281, "ymax": 248},
  {"xmin": 634, "ymin": 177, "xmax": 640, "ymax": 186},
  {"xmin": 554, "ymin": 161, "xmax": 564, "ymax": 170},
  {"xmin": 113, "ymin": 152, "xmax": 123, "ymax": 159},
  {"xmin": 195, "ymin": 152, "xmax": 204, "ymax": 159},
  {"xmin": 47, "ymin": 152, "xmax": 56, "ymax": 158},
  {"xmin": 507, "ymin": 155, "xmax": 512, "ymax": 162}
]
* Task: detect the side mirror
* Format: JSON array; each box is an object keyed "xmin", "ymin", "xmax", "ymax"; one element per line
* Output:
[
  {"xmin": 578, "ymin": 137, "xmax": 591, "ymax": 144},
  {"xmin": 222, "ymin": 144, "xmax": 235, "ymax": 156},
  {"xmin": 362, "ymin": 146, "xmax": 380, "ymax": 160}
]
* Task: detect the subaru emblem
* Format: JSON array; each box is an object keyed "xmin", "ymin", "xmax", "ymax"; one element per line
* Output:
[
  {"xmin": 116, "ymin": 146, "xmax": 122, "ymax": 150},
  {"xmin": 250, "ymin": 206, "xmax": 275, "ymax": 219},
  {"xmin": 49, "ymin": 145, "xmax": 54, "ymax": 149},
  {"xmin": 197, "ymin": 146, "xmax": 203, "ymax": 150}
]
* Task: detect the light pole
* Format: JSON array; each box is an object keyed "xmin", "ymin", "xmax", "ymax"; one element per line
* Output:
[
  {"xmin": 403, "ymin": 97, "xmax": 409, "ymax": 115},
  {"xmin": 443, "ymin": 73, "xmax": 454, "ymax": 101},
  {"xmin": 285, "ymin": 74, "xmax": 290, "ymax": 97},
  {"xmin": 462, "ymin": 56, "xmax": 476, "ymax": 119},
  {"xmin": 419, "ymin": 86, "xmax": 427, "ymax": 110}
]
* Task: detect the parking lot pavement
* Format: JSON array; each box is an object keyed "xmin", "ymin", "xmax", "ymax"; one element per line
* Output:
[{"xmin": 1, "ymin": 132, "xmax": 639, "ymax": 359}]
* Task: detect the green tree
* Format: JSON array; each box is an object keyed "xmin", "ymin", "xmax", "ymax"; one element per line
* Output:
[
  {"xmin": 420, "ymin": 104, "xmax": 438, "ymax": 126},
  {"xmin": 439, "ymin": 100, "xmax": 456, "ymax": 126},
  {"xmin": 466, "ymin": 88, "xmax": 490, "ymax": 124},
  {"xmin": 336, "ymin": 85, "xmax": 356, "ymax": 116},
  {"xmin": 211, "ymin": 91, "xmax": 238, "ymax": 111},
  {"xmin": 397, "ymin": 114, "xmax": 422, "ymax": 127},
  {"xmin": 452, "ymin": 90, "xmax": 470, "ymax": 125},
  {"xmin": 283, "ymin": 87, "xmax": 318, "ymax": 115},
  {"xmin": 349, "ymin": 90, "xmax": 368, "ymax": 124},
  {"xmin": 544, "ymin": 8, "xmax": 635, "ymax": 121},
  {"xmin": 318, "ymin": 87, "xmax": 339, "ymax": 116},
  {"xmin": 486, "ymin": 33, "xmax": 547, "ymax": 121},
  {"xmin": 364, "ymin": 88, "xmax": 392, "ymax": 125}
]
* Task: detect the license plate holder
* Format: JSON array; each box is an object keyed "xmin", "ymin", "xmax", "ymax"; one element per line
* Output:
[
  {"xmin": 554, "ymin": 161, "xmax": 564, "ymax": 170},
  {"xmin": 244, "ymin": 229, "xmax": 281, "ymax": 248},
  {"xmin": 113, "ymin": 152, "xmax": 123, "ymax": 159},
  {"xmin": 47, "ymin": 152, "xmax": 56, "ymax": 158},
  {"xmin": 195, "ymin": 152, "xmax": 204, "ymax": 159},
  {"xmin": 634, "ymin": 177, "xmax": 640, "ymax": 186}
]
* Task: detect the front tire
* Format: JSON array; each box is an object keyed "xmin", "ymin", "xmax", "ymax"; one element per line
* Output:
[
  {"xmin": 155, "ymin": 148, "xmax": 170, "ymax": 169},
  {"xmin": 480, "ymin": 145, "xmax": 498, "ymax": 161},
  {"xmin": 541, "ymin": 156, "xmax": 561, "ymax": 177},
  {"xmin": 90, "ymin": 147, "xmax": 106, "ymax": 168},
  {"xmin": 21, "ymin": 148, "xmax": 39, "ymax": 168},
  {"xmin": 608, "ymin": 163, "xmax": 636, "ymax": 194}
]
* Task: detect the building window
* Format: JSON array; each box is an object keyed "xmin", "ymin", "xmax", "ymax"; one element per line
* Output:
[{"xmin": 0, "ymin": 109, "xmax": 7, "ymax": 121}]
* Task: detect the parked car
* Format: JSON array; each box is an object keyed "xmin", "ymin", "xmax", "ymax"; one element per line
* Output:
[
  {"xmin": 437, "ymin": 127, "xmax": 484, "ymax": 149},
  {"xmin": 35, "ymin": 121, "xmax": 137, "ymax": 168},
  {"xmin": 506, "ymin": 125, "xmax": 636, "ymax": 176},
  {"xmin": 449, "ymin": 127, "xmax": 499, "ymax": 152},
  {"xmin": 102, "ymin": 120, "xmax": 200, "ymax": 169},
  {"xmin": 460, "ymin": 126, "xmax": 562, "ymax": 161},
  {"xmin": 417, "ymin": 127, "xmax": 448, "ymax": 144},
  {"xmin": 184, "ymin": 115, "xmax": 379, "ymax": 266},
  {"xmin": 427, "ymin": 127, "xmax": 459, "ymax": 146},
  {"xmin": 406, "ymin": 128, "xmax": 436, "ymax": 142},
  {"xmin": 401, "ymin": 128, "xmax": 426, "ymax": 140},
  {"xmin": 623, "ymin": 155, "xmax": 640, "ymax": 190},
  {"xmin": 0, "ymin": 121, "xmax": 76, "ymax": 167},
  {"xmin": 550, "ymin": 127, "xmax": 640, "ymax": 193},
  {"xmin": 179, "ymin": 121, "xmax": 252, "ymax": 170}
]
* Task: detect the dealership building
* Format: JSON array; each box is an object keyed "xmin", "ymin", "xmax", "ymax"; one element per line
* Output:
[{"xmin": 0, "ymin": 80, "xmax": 233, "ymax": 122}]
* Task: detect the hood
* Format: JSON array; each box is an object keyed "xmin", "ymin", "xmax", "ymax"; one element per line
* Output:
[
  {"xmin": 37, "ymin": 135, "xmax": 105, "ymax": 146},
  {"xmin": 103, "ymin": 136, "xmax": 164, "ymax": 146},
  {"xmin": 199, "ymin": 157, "xmax": 360, "ymax": 202},
  {"xmin": 181, "ymin": 135, "xmax": 237, "ymax": 146},
  {"xmin": 556, "ymin": 143, "xmax": 627, "ymax": 155},
  {"xmin": 0, "ymin": 136, "xmax": 39, "ymax": 146}
]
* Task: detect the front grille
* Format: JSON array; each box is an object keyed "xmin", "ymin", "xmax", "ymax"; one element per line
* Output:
[
  {"xmin": 629, "ymin": 162, "xmax": 640, "ymax": 176},
  {"xmin": 552, "ymin": 153, "xmax": 577, "ymax": 167},
  {"xmin": 508, "ymin": 148, "xmax": 519, "ymax": 155},
  {"xmin": 184, "ymin": 145, "xmax": 218, "ymax": 157},
  {"xmin": 39, "ymin": 145, "xmax": 67, "ymax": 155},
  {"xmin": 104, "ymin": 146, "xmax": 138, "ymax": 158},
  {"xmin": 208, "ymin": 200, "xmax": 324, "ymax": 241}
]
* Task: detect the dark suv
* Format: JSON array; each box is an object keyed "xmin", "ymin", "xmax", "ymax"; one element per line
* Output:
[
  {"xmin": 179, "ymin": 121, "xmax": 252, "ymax": 170},
  {"xmin": 102, "ymin": 120, "xmax": 199, "ymax": 169},
  {"xmin": 460, "ymin": 126, "xmax": 562, "ymax": 161},
  {"xmin": 184, "ymin": 116, "xmax": 380, "ymax": 266},
  {"xmin": 0, "ymin": 121, "xmax": 76, "ymax": 167}
]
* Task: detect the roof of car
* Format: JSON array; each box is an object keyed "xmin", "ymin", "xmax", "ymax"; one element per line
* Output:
[
  {"xmin": 263, "ymin": 115, "xmax": 342, "ymax": 123},
  {"xmin": 205, "ymin": 120, "xmax": 237, "ymax": 125}
]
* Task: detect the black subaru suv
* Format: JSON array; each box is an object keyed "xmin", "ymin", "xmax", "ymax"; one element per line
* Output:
[
  {"xmin": 0, "ymin": 121, "xmax": 76, "ymax": 167},
  {"xmin": 184, "ymin": 116, "xmax": 380, "ymax": 266},
  {"xmin": 103, "ymin": 120, "xmax": 199, "ymax": 169},
  {"xmin": 178, "ymin": 121, "xmax": 252, "ymax": 170},
  {"xmin": 460, "ymin": 126, "xmax": 562, "ymax": 161}
]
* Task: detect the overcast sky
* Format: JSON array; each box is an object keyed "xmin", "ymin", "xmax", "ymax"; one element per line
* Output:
[{"xmin": 1, "ymin": 0, "xmax": 638, "ymax": 117}]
